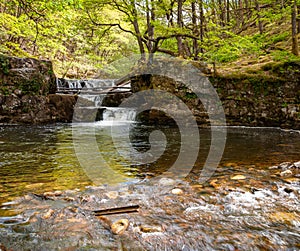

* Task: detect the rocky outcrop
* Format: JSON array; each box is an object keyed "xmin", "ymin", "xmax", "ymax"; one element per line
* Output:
[
  {"xmin": 0, "ymin": 94, "xmax": 77, "ymax": 124},
  {"xmin": 211, "ymin": 61, "xmax": 300, "ymax": 129},
  {"xmin": 130, "ymin": 60, "xmax": 300, "ymax": 129},
  {"xmin": 0, "ymin": 55, "xmax": 77, "ymax": 124},
  {"xmin": 0, "ymin": 54, "xmax": 56, "ymax": 95}
]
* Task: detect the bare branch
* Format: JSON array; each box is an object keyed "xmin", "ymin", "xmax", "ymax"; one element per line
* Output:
[{"xmin": 86, "ymin": 10, "xmax": 135, "ymax": 36}]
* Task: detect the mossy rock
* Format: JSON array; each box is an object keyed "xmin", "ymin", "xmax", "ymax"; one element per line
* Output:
[{"xmin": 0, "ymin": 55, "xmax": 56, "ymax": 95}]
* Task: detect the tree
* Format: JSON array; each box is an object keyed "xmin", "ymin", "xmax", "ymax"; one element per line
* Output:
[{"xmin": 292, "ymin": 0, "xmax": 299, "ymax": 56}]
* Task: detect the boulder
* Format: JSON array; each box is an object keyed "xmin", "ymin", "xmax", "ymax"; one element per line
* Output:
[{"xmin": 0, "ymin": 54, "xmax": 56, "ymax": 95}]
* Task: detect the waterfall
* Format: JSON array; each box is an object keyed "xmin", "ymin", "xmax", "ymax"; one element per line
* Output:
[
  {"xmin": 60, "ymin": 78, "xmax": 135, "ymax": 123},
  {"xmin": 103, "ymin": 108, "xmax": 136, "ymax": 122},
  {"xmin": 56, "ymin": 78, "xmax": 116, "ymax": 90},
  {"xmin": 81, "ymin": 94, "xmax": 105, "ymax": 107}
]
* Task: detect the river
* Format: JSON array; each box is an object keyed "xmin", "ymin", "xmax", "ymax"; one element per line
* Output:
[{"xmin": 0, "ymin": 123, "xmax": 299, "ymax": 250}]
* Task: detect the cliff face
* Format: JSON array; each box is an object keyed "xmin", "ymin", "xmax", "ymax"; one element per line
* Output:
[
  {"xmin": 0, "ymin": 55, "xmax": 76, "ymax": 124},
  {"xmin": 0, "ymin": 55, "xmax": 299, "ymax": 128},
  {"xmin": 131, "ymin": 60, "xmax": 300, "ymax": 129},
  {"xmin": 0, "ymin": 93, "xmax": 77, "ymax": 124},
  {"xmin": 0, "ymin": 55, "xmax": 56, "ymax": 95}
]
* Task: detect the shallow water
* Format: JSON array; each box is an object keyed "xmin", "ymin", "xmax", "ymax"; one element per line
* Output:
[
  {"xmin": 0, "ymin": 123, "xmax": 299, "ymax": 250},
  {"xmin": 0, "ymin": 124, "xmax": 299, "ymax": 206}
]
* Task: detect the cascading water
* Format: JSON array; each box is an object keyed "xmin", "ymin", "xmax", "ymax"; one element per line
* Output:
[
  {"xmin": 56, "ymin": 78, "xmax": 116, "ymax": 91},
  {"xmin": 81, "ymin": 94, "xmax": 105, "ymax": 107},
  {"xmin": 103, "ymin": 107, "xmax": 137, "ymax": 122},
  {"xmin": 57, "ymin": 78, "xmax": 135, "ymax": 123}
]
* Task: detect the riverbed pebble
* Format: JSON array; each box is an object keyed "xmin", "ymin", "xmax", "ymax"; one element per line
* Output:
[
  {"xmin": 283, "ymin": 177, "xmax": 300, "ymax": 184},
  {"xmin": 280, "ymin": 170, "xmax": 293, "ymax": 177},
  {"xmin": 43, "ymin": 209, "xmax": 54, "ymax": 219},
  {"xmin": 231, "ymin": 175, "xmax": 246, "ymax": 180},
  {"xmin": 171, "ymin": 188, "xmax": 183, "ymax": 195},
  {"xmin": 158, "ymin": 178, "xmax": 176, "ymax": 186},
  {"xmin": 139, "ymin": 225, "xmax": 163, "ymax": 233},
  {"xmin": 105, "ymin": 191, "xmax": 119, "ymax": 199},
  {"xmin": 278, "ymin": 162, "xmax": 292, "ymax": 170},
  {"xmin": 43, "ymin": 191, "xmax": 62, "ymax": 197},
  {"xmin": 111, "ymin": 219, "xmax": 129, "ymax": 235},
  {"xmin": 294, "ymin": 161, "xmax": 300, "ymax": 168}
]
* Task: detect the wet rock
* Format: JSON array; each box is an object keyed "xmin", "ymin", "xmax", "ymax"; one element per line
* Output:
[
  {"xmin": 97, "ymin": 216, "xmax": 112, "ymax": 230},
  {"xmin": 191, "ymin": 184, "xmax": 203, "ymax": 190},
  {"xmin": 105, "ymin": 191, "xmax": 119, "ymax": 199},
  {"xmin": 268, "ymin": 165, "xmax": 279, "ymax": 170},
  {"xmin": 268, "ymin": 212, "xmax": 299, "ymax": 225},
  {"xmin": 43, "ymin": 190, "xmax": 63, "ymax": 197},
  {"xmin": 231, "ymin": 175, "xmax": 246, "ymax": 180},
  {"xmin": 209, "ymin": 179, "xmax": 220, "ymax": 189},
  {"xmin": 110, "ymin": 219, "xmax": 129, "ymax": 235},
  {"xmin": 54, "ymin": 191, "xmax": 63, "ymax": 196},
  {"xmin": 294, "ymin": 161, "xmax": 300, "ymax": 168},
  {"xmin": 43, "ymin": 209, "xmax": 55, "ymax": 219},
  {"xmin": 278, "ymin": 162, "xmax": 293, "ymax": 170},
  {"xmin": 139, "ymin": 225, "xmax": 163, "ymax": 233},
  {"xmin": 63, "ymin": 197, "xmax": 75, "ymax": 202},
  {"xmin": 283, "ymin": 177, "xmax": 300, "ymax": 184},
  {"xmin": 171, "ymin": 188, "xmax": 183, "ymax": 195},
  {"xmin": 158, "ymin": 178, "xmax": 176, "ymax": 186},
  {"xmin": 280, "ymin": 170, "xmax": 293, "ymax": 177}
]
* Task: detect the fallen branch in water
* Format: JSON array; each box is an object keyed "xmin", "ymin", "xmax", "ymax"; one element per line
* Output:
[
  {"xmin": 31, "ymin": 193, "xmax": 54, "ymax": 201},
  {"xmin": 93, "ymin": 205, "xmax": 139, "ymax": 216}
]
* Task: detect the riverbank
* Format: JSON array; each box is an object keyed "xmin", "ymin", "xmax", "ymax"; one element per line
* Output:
[
  {"xmin": 131, "ymin": 59, "xmax": 300, "ymax": 129},
  {"xmin": 0, "ymin": 55, "xmax": 299, "ymax": 128},
  {"xmin": 0, "ymin": 160, "xmax": 299, "ymax": 250}
]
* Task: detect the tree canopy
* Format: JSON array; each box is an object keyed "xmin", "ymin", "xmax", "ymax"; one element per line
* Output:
[{"xmin": 0, "ymin": 0, "xmax": 299, "ymax": 77}]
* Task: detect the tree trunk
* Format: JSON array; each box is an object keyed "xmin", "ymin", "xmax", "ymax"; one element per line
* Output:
[
  {"xmin": 146, "ymin": 0, "xmax": 154, "ymax": 54},
  {"xmin": 297, "ymin": 4, "xmax": 300, "ymax": 34},
  {"xmin": 199, "ymin": 0, "xmax": 204, "ymax": 54},
  {"xmin": 292, "ymin": 0, "xmax": 299, "ymax": 56},
  {"xmin": 255, "ymin": 0, "xmax": 263, "ymax": 34},
  {"xmin": 226, "ymin": 0, "xmax": 230, "ymax": 24},
  {"xmin": 133, "ymin": 19, "xmax": 145, "ymax": 58},
  {"xmin": 218, "ymin": 0, "xmax": 225, "ymax": 26},
  {"xmin": 211, "ymin": 0, "xmax": 217, "ymax": 23},
  {"xmin": 239, "ymin": 0, "xmax": 244, "ymax": 27},
  {"xmin": 192, "ymin": 1, "xmax": 198, "ymax": 59},
  {"xmin": 130, "ymin": 0, "xmax": 145, "ymax": 59},
  {"xmin": 177, "ymin": 0, "xmax": 184, "ymax": 56},
  {"xmin": 244, "ymin": 0, "xmax": 251, "ymax": 20}
]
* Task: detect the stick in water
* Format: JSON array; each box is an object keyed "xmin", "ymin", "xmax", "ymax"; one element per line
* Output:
[{"xmin": 93, "ymin": 205, "xmax": 139, "ymax": 216}]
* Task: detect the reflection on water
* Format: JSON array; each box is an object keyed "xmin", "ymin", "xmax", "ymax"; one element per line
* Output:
[
  {"xmin": 0, "ymin": 124, "xmax": 299, "ymax": 249},
  {"xmin": 0, "ymin": 124, "xmax": 299, "ymax": 207}
]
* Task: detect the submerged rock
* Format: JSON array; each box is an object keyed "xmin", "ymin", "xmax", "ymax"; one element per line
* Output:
[
  {"xmin": 171, "ymin": 188, "xmax": 184, "ymax": 195},
  {"xmin": 158, "ymin": 178, "xmax": 176, "ymax": 186},
  {"xmin": 139, "ymin": 225, "xmax": 163, "ymax": 233},
  {"xmin": 111, "ymin": 219, "xmax": 129, "ymax": 235},
  {"xmin": 230, "ymin": 174, "xmax": 247, "ymax": 180}
]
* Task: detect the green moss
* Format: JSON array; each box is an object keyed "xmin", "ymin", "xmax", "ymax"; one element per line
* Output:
[
  {"xmin": 0, "ymin": 55, "xmax": 10, "ymax": 74},
  {"xmin": 0, "ymin": 86, "xmax": 10, "ymax": 95},
  {"xmin": 185, "ymin": 92, "xmax": 197, "ymax": 99},
  {"xmin": 19, "ymin": 79, "xmax": 42, "ymax": 94}
]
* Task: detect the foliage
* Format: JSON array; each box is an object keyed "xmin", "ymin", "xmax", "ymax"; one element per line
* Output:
[
  {"xmin": 0, "ymin": 0, "xmax": 299, "ymax": 77},
  {"xmin": 271, "ymin": 50, "xmax": 300, "ymax": 62},
  {"xmin": 0, "ymin": 54, "xmax": 10, "ymax": 74}
]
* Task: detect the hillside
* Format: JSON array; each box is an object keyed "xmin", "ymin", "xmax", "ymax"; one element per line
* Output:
[{"xmin": 0, "ymin": 0, "xmax": 299, "ymax": 78}]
